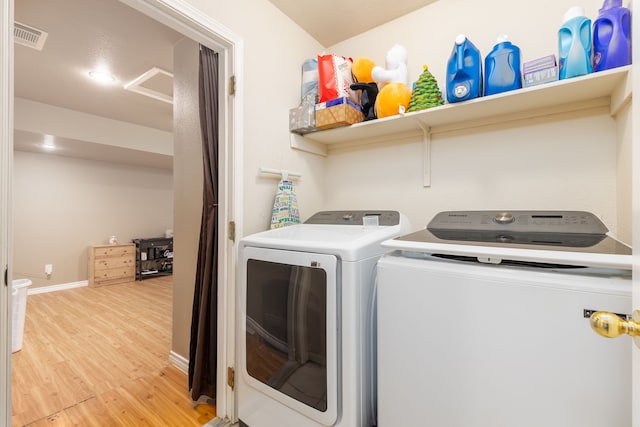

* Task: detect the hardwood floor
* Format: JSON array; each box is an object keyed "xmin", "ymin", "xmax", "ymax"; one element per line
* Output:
[{"xmin": 11, "ymin": 276, "xmax": 216, "ymax": 426}]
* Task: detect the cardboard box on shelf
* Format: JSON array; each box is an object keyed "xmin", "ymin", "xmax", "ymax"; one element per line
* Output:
[{"xmin": 315, "ymin": 97, "xmax": 364, "ymax": 130}]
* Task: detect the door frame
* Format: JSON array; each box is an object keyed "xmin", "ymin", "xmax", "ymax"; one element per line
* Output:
[
  {"xmin": 632, "ymin": 2, "xmax": 639, "ymax": 425},
  {"xmin": 0, "ymin": 1, "xmax": 13, "ymax": 425},
  {"xmin": 0, "ymin": 0, "xmax": 244, "ymax": 424}
]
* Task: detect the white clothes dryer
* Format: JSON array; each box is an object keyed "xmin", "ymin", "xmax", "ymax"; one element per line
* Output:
[
  {"xmin": 238, "ymin": 210, "xmax": 411, "ymax": 427},
  {"xmin": 376, "ymin": 210, "xmax": 632, "ymax": 427}
]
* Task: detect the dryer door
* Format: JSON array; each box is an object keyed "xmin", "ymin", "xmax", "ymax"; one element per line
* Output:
[{"xmin": 239, "ymin": 247, "xmax": 338, "ymax": 426}]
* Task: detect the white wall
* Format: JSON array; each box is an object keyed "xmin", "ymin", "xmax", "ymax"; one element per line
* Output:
[
  {"xmin": 325, "ymin": 113, "xmax": 618, "ymax": 232},
  {"xmin": 13, "ymin": 151, "xmax": 173, "ymax": 288},
  {"xmin": 323, "ymin": 0, "xmax": 625, "ymax": 238},
  {"xmin": 183, "ymin": 0, "xmax": 327, "ymax": 235}
]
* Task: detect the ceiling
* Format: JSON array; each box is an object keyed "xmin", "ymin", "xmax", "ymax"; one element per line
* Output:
[
  {"xmin": 14, "ymin": 0, "xmax": 183, "ymax": 169},
  {"xmin": 268, "ymin": 0, "xmax": 439, "ymax": 47},
  {"xmin": 13, "ymin": 0, "xmax": 438, "ymax": 169}
]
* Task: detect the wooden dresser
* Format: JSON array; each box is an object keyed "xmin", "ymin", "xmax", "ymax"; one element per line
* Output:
[{"xmin": 88, "ymin": 243, "xmax": 136, "ymax": 287}]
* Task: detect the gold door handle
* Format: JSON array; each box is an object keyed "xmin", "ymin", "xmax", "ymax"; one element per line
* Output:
[{"xmin": 590, "ymin": 310, "xmax": 640, "ymax": 349}]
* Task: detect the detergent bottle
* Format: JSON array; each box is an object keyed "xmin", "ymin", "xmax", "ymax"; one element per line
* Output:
[
  {"xmin": 484, "ymin": 35, "xmax": 522, "ymax": 96},
  {"xmin": 446, "ymin": 34, "xmax": 482, "ymax": 103},
  {"xmin": 592, "ymin": 0, "xmax": 632, "ymax": 71},
  {"xmin": 558, "ymin": 6, "xmax": 593, "ymax": 79}
]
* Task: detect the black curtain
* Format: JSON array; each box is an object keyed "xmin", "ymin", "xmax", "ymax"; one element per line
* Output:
[{"xmin": 189, "ymin": 45, "xmax": 219, "ymax": 402}]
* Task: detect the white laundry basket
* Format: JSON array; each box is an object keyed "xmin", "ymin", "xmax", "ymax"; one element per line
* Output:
[{"xmin": 12, "ymin": 279, "xmax": 32, "ymax": 352}]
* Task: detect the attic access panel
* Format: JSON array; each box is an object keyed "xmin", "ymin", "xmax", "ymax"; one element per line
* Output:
[{"xmin": 125, "ymin": 67, "xmax": 173, "ymax": 104}]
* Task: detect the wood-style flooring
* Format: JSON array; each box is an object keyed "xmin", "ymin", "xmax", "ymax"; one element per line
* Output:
[{"xmin": 11, "ymin": 276, "xmax": 216, "ymax": 426}]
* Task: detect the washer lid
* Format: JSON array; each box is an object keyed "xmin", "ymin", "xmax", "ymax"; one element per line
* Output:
[{"xmin": 383, "ymin": 210, "xmax": 632, "ymax": 269}]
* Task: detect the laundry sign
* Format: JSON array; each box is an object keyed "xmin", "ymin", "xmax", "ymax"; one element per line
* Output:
[{"xmin": 270, "ymin": 178, "xmax": 300, "ymax": 229}]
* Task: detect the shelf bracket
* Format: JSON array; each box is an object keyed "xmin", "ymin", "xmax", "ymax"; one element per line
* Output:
[
  {"xmin": 290, "ymin": 133, "xmax": 328, "ymax": 157},
  {"xmin": 610, "ymin": 65, "xmax": 633, "ymax": 116},
  {"xmin": 415, "ymin": 121, "xmax": 432, "ymax": 187}
]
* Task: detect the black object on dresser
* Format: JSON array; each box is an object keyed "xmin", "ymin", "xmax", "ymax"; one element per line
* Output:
[{"xmin": 132, "ymin": 237, "xmax": 173, "ymax": 280}]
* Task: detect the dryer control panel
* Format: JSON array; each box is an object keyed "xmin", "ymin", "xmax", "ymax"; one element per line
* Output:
[{"xmin": 305, "ymin": 210, "xmax": 401, "ymax": 226}]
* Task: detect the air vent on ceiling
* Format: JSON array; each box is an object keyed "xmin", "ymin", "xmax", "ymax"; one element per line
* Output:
[{"xmin": 14, "ymin": 21, "xmax": 48, "ymax": 51}]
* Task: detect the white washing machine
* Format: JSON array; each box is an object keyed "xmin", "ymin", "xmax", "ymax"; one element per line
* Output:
[
  {"xmin": 238, "ymin": 210, "xmax": 411, "ymax": 427},
  {"xmin": 376, "ymin": 211, "xmax": 632, "ymax": 427}
]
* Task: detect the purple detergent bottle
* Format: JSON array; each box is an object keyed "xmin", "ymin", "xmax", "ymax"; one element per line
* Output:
[{"xmin": 593, "ymin": 0, "xmax": 632, "ymax": 71}]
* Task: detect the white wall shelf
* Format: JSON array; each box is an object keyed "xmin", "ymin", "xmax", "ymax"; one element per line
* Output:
[{"xmin": 291, "ymin": 65, "xmax": 632, "ymax": 156}]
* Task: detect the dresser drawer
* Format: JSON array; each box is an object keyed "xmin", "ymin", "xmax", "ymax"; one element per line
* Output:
[
  {"xmin": 94, "ymin": 256, "xmax": 134, "ymax": 271},
  {"xmin": 93, "ymin": 266, "xmax": 136, "ymax": 285},
  {"xmin": 93, "ymin": 244, "xmax": 135, "ymax": 258}
]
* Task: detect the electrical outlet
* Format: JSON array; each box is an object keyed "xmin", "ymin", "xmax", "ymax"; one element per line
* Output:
[{"xmin": 44, "ymin": 264, "xmax": 53, "ymax": 275}]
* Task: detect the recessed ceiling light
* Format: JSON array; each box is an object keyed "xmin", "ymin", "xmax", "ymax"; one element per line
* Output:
[
  {"xmin": 41, "ymin": 134, "xmax": 56, "ymax": 150},
  {"xmin": 88, "ymin": 70, "xmax": 116, "ymax": 84}
]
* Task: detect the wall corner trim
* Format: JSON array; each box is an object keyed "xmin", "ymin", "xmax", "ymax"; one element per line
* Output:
[{"xmin": 169, "ymin": 350, "xmax": 189, "ymax": 373}]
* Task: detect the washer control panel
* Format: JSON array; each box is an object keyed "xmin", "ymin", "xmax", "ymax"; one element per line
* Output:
[
  {"xmin": 305, "ymin": 210, "xmax": 401, "ymax": 226},
  {"xmin": 427, "ymin": 210, "xmax": 608, "ymax": 235}
]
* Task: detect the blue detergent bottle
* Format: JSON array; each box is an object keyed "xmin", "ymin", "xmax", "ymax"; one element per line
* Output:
[
  {"xmin": 446, "ymin": 34, "xmax": 482, "ymax": 103},
  {"xmin": 484, "ymin": 35, "xmax": 522, "ymax": 96},
  {"xmin": 558, "ymin": 6, "xmax": 593, "ymax": 79},
  {"xmin": 593, "ymin": 0, "xmax": 632, "ymax": 72}
]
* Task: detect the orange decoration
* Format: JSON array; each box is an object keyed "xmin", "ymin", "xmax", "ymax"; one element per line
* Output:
[
  {"xmin": 352, "ymin": 57, "xmax": 376, "ymax": 83},
  {"xmin": 375, "ymin": 82, "xmax": 411, "ymax": 118}
]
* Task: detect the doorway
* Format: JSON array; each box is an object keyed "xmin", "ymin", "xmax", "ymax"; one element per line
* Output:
[{"xmin": 1, "ymin": 0, "xmax": 242, "ymax": 424}]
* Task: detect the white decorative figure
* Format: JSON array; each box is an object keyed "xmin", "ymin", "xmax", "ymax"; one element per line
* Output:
[{"xmin": 371, "ymin": 44, "xmax": 409, "ymax": 86}]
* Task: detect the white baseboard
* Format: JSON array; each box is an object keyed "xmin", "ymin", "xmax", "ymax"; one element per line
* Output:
[
  {"xmin": 169, "ymin": 350, "xmax": 189, "ymax": 373},
  {"xmin": 28, "ymin": 280, "xmax": 88, "ymax": 295}
]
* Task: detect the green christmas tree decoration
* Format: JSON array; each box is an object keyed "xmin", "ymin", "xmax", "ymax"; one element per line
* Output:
[{"xmin": 408, "ymin": 65, "xmax": 444, "ymax": 112}]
